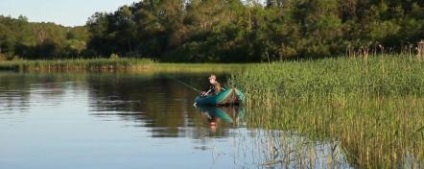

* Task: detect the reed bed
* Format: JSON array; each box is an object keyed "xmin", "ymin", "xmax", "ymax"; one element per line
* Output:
[
  {"xmin": 0, "ymin": 58, "xmax": 247, "ymax": 73},
  {"xmin": 230, "ymin": 55, "xmax": 424, "ymax": 168},
  {"xmin": 0, "ymin": 58, "xmax": 155, "ymax": 71}
]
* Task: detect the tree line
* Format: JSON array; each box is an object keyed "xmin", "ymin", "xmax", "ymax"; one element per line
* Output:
[
  {"xmin": 1, "ymin": 0, "xmax": 424, "ymax": 62},
  {"xmin": 0, "ymin": 15, "xmax": 89, "ymax": 60}
]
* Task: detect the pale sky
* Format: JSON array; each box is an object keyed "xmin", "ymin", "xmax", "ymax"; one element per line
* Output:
[{"xmin": 0, "ymin": 0, "xmax": 138, "ymax": 27}]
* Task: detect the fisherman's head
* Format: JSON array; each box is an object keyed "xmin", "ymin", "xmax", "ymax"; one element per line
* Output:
[{"xmin": 209, "ymin": 74, "xmax": 217, "ymax": 84}]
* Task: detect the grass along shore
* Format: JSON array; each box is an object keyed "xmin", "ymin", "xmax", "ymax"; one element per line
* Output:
[
  {"xmin": 0, "ymin": 58, "xmax": 246, "ymax": 72},
  {"xmin": 229, "ymin": 55, "xmax": 424, "ymax": 168},
  {"xmin": 0, "ymin": 58, "xmax": 154, "ymax": 71},
  {"xmin": 230, "ymin": 55, "xmax": 424, "ymax": 106}
]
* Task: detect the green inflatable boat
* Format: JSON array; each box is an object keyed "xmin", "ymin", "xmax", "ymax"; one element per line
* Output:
[{"xmin": 194, "ymin": 88, "xmax": 245, "ymax": 106}]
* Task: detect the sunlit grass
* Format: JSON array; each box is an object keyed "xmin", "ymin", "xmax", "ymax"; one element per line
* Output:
[
  {"xmin": 231, "ymin": 55, "xmax": 424, "ymax": 106},
  {"xmin": 0, "ymin": 58, "xmax": 153, "ymax": 71},
  {"xmin": 231, "ymin": 55, "xmax": 424, "ymax": 168},
  {"xmin": 0, "ymin": 58, "xmax": 248, "ymax": 73}
]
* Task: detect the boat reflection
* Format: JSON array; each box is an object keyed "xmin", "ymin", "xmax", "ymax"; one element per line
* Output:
[{"xmin": 195, "ymin": 105, "xmax": 246, "ymax": 133}]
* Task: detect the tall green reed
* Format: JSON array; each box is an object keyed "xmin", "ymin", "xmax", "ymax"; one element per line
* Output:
[
  {"xmin": 0, "ymin": 58, "xmax": 156, "ymax": 71},
  {"xmin": 231, "ymin": 55, "xmax": 424, "ymax": 168},
  {"xmin": 232, "ymin": 55, "xmax": 424, "ymax": 106},
  {"xmin": 0, "ymin": 58, "xmax": 249, "ymax": 73}
]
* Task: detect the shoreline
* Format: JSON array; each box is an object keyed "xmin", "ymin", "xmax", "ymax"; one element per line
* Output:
[{"xmin": 0, "ymin": 58, "xmax": 246, "ymax": 73}]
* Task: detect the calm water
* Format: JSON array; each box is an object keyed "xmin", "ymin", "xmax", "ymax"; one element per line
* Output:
[{"xmin": 0, "ymin": 72, "xmax": 350, "ymax": 169}]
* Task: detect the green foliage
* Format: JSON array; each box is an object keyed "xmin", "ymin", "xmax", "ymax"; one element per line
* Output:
[
  {"xmin": 83, "ymin": 0, "xmax": 424, "ymax": 62},
  {"xmin": 1, "ymin": 0, "xmax": 424, "ymax": 62},
  {"xmin": 0, "ymin": 15, "xmax": 89, "ymax": 59}
]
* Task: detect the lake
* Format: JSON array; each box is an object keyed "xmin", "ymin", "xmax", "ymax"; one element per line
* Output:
[{"xmin": 0, "ymin": 72, "xmax": 351, "ymax": 169}]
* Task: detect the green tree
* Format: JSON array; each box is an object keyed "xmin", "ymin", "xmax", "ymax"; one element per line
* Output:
[{"xmin": 82, "ymin": 0, "xmax": 424, "ymax": 62}]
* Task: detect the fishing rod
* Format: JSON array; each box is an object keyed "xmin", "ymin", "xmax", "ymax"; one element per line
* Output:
[{"xmin": 167, "ymin": 75, "xmax": 202, "ymax": 93}]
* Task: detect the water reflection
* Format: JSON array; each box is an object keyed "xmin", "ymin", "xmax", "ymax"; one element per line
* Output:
[
  {"xmin": 0, "ymin": 72, "xmax": 355, "ymax": 168},
  {"xmin": 232, "ymin": 129, "xmax": 351, "ymax": 169},
  {"xmin": 195, "ymin": 106, "xmax": 246, "ymax": 135},
  {"xmin": 0, "ymin": 73, "xmax": 85, "ymax": 113},
  {"xmin": 86, "ymin": 73, "xmax": 239, "ymax": 138},
  {"xmin": 0, "ymin": 73, "xmax": 30, "ymax": 113}
]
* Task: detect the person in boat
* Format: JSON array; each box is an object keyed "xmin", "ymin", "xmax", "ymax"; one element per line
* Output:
[{"xmin": 200, "ymin": 74, "xmax": 222, "ymax": 96}]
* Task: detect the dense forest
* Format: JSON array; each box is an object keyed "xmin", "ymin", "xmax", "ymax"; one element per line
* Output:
[{"xmin": 1, "ymin": 0, "xmax": 424, "ymax": 62}]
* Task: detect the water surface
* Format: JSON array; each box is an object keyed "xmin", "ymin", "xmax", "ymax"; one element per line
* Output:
[{"xmin": 0, "ymin": 72, "xmax": 350, "ymax": 169}]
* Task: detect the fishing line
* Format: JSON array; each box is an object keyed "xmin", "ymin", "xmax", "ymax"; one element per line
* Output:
[{"xmin": 166, "ymin": 75, "xmax": 202, "ymax": 92}]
